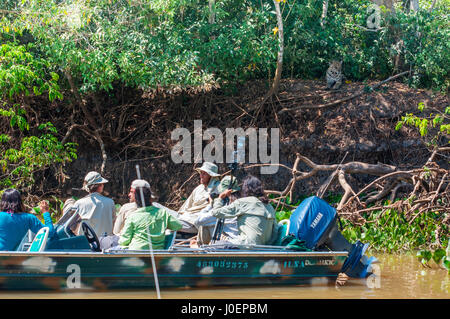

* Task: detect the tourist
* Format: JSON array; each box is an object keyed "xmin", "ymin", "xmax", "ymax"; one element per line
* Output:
[
  {"xmin": 64, "ymin": 171, "xmax": 115, "ymax": 237},
  {"xmin": 177, "ymin": 162, "xmax": 220, "ymax": 234},
  {"xmin": 210, "ymin": 175, "xmax": 278, "ymax": 246},
  {"xmin": 113, "ymin": 179, "xmax": 179, "ymax": 236},
  {"xmin": 193, "ymin": 175, "xmax": 240, "ymax": 245},
  {"xmin": 113, "ymin": 179, "xmax": 153, "ymax": 235},
  {"xmin": 0, "ymin": 189, "xmax": 54, "ymax": 251},
  {"xmin": 118, "ymin": 186, "xmax": 182, "ymax": 250}
]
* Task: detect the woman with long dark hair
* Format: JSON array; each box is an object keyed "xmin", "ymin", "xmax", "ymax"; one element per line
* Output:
[
  {"xmin": 210, "ymin": 175, "xmax": 278, "ymax": 245},
  {"xmin": 0, "ymin": 189, "xmax": 53, "ymax": 251}
]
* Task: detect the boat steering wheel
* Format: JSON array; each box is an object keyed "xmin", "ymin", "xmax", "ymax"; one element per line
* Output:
[{"xmin": 81, "ymin": 222, "xmax": 101, "ymax": 252}]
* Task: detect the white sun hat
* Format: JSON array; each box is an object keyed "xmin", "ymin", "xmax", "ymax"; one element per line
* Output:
[
  {"xmin": 131, "ymin": 179, "xmax": 156, "ymax": 199},
  {"xmin": 195, "ymin": 162, "xmax": 220, "ymax": 177}
]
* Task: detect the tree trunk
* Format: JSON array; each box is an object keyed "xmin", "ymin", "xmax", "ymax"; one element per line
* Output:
[
  {"xmin": 209, "ymin": 0, "xmax": 215, "ymax": 24},
  {"xmin": 429, "ymin": 0, "xmax": 437, "ymax": 12},
  {"xmin": 372, "ymin": 0, "xmax": 394, "ymax": 11},
  {"xmin": 320, "ymin": 0, "xmax": 328, "ymax": 29},
  {"xmin": 264, "ymin": 0, "xmax": 284, "ymax": 100},
  {"xmin": 410, "ymin": 0, "xmax": 419, "ymax": 11}
]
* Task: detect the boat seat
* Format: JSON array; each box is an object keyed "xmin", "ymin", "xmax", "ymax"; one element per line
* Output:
[
  {"xmin": 28, "ymin": 227, "xmax": 50, "ymax": 252},
  {"xmin": 272, "ymin": 219, "xmax": 290, "ymax": 246},
  {"xmin": 164, "ymin": 230, "xmax": 177, "ymax": 250},
  {"xmin": 16, "ymin": 230, "xmax": 35, "ymax": 251}
]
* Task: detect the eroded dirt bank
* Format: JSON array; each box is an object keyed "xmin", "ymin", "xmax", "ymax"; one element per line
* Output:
[{"xmin": 43, "ymin": 78, "xmax": 448, "ymax": 209}]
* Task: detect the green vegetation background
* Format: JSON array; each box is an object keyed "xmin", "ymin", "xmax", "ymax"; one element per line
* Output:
[{"xmin": 0, "ymin": 1, "xmax": 448, "ymax": 262}]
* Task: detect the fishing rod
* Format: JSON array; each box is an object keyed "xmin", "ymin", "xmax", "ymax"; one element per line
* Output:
[{"xmin": 136, "ymin": 165, "xmax": 161, "ymax": 299}]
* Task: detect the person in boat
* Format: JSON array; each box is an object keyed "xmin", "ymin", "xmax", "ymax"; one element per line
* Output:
[
  {"xmin": 193, "ymin": 175, "xmax": 240, "ymax": 245},
  {"xmin": 209, "ymin": 175, "xmax": 278, "ymax": 246},
  {"xmin": 177, "ymin": 162, "xmax": 220, "ymax": 234},
  {"xmin": 63, "ymin": 171, "xmax": 115, "ymax": 237},
  {"xmin": 113, "ymin": 179, "xmax": 179, "ymax": 236},
  {"xmin": 118, "ymin": 185, "xmax": 182, "ymax": 250},
  {"xmin": 113, "ymin": 179, "xmax": 154, "ymax": 235},
  {"xmin": 0, "ymin": 189, "xmax": 54, "ymax": 251}
]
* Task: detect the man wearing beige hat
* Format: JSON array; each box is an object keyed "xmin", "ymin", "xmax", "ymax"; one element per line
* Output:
[
  {"xmin": 178, "ymin": 162, "xmax": 221, "ymax": 234},
  {"xmin": 65, "ymin": 171, "xmax": 115, "ymax": 237}
]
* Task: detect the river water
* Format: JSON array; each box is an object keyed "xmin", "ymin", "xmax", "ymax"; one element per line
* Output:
[{"xmin": 0, "ymin": 253, "xmax": 448, "ymax": 299}]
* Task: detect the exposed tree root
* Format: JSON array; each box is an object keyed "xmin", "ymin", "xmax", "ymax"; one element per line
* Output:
[{"xmin": 246, "ymin": 149, "xmax": 449, "ymax": 246}]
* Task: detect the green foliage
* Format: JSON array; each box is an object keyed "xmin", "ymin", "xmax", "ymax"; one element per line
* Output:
[
  {"xmin": 1, "ymin": 0, "xmax": 447, "ymax": 93},
  {"xmin": 1, "ymin": 123, "xmax": 78, "ymax": 189},
  {"xmin": 282, "ymin": 0, "xmax": 449, "ymax": 92},
  {"xmin": 0, "ymin": 42, "xmax": 76, "ymax": 190},
  {"xmin": 0, "ymin": 43, "xmax": 62, "ymax": 101},
  {"xmin": 396, "ymin": 102, "xmax": 449, "ymax": 147},
  {"xmin": 0, "ymin": 0, "xmax": 278, "ymax": 92},
  {"xmin": 340, "ymin": 208, "xmax": 448, "ymax": 253},
  {"xmin": 417, "ymin": 248, "xmax": 448, "ymax": 272},
  {"xmin": 271, "ymin": 194, "xmax": 447, "ymax": 253}
]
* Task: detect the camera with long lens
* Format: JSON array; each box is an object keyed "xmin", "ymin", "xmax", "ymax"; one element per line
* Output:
[
  {"xmin": 209, "ymin": 188, "xmax": 220, "ymax": 200},
  {"xmin": 228, "ymin": 161, "xmax": 238, "ymax": 173}
]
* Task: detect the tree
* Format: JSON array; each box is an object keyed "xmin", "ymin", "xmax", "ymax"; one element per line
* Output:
[
  {"xmin": 0, "ymin": 43, "xmax": 76, "ymax": 191},
  {"xmin": 1, "ymin": 0, "xmax": 281, "ymax": 175},
  {"xmin": 265, "ymin": 0, "xmax": 284, "ymax": 99},
  {"xmin": 320, "ymin": 0, "xmax": 328, "ymax": 28},
  {"xmin": 410, "ymin": 0, "xmax": 420, "ymax": 11}
]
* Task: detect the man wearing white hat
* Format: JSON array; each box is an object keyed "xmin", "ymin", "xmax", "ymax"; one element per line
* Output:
[
  {"xmin": 66, "ymin": 171, "xmax": 115, "ymax": 237},
  {"xmin": 177, "ymin": 162, "xmax": 221, "ymax": 234},
  {"xmin": 113, "ymin": 179, "xmax": 179, "ymax": 235}
]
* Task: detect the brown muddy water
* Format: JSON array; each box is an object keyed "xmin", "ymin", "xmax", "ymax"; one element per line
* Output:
[{"xmin": 0, "ymin": 253, "xmax": 448, "ymax": 299}]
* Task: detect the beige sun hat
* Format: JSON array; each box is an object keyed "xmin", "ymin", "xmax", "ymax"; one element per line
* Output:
[
  {"xmin": 195, "ymin": 162, "xmax": 220, "ymax": 177},
  {"xmin": 82, "ymin": 171, "xmax": 108, "ymax": 191}
]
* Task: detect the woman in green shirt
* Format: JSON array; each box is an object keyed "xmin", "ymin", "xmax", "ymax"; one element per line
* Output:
[
  {"xmin": 211, "ymin": 175, "xmax": 278, "ymax": 246},
  {"xmin": 118, "ymin": 186, "xmax": 182, "ymax": 250}
]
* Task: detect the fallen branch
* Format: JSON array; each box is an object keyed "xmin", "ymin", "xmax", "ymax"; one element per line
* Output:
[{"xmin": 243, "ymin": 149, "xmax": 448, "ymax": 244}]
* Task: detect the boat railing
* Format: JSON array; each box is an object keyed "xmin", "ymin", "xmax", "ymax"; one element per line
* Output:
[{"xmin": 102, "ymin": 246, "xmax": 349, "ymax": 256}]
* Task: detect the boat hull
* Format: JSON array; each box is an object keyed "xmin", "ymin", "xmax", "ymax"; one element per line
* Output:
[{"xmin": 0, "ymin": 251, "xmax": 347, "ymax": 291}]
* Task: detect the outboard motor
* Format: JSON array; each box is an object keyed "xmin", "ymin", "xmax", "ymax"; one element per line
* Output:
[{"xmin": 288, "ymin": 196, "xmax": 377, "ymax": 278}]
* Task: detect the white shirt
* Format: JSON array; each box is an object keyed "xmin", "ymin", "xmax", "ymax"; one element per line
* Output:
[
  {"xmin": 194, "ymin": 204, "xmax": 238, "ymax": 239},
  {"xmin": 73, "ymin": 192, "xmax": 115, "ymax": 236},
  {"xmin": 178, "ymin": 179, "xmax": 219, "ymax": 224},
  {"xmin": 113, "ymin": 202, "xmax": 137, "ymax": 236}
]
